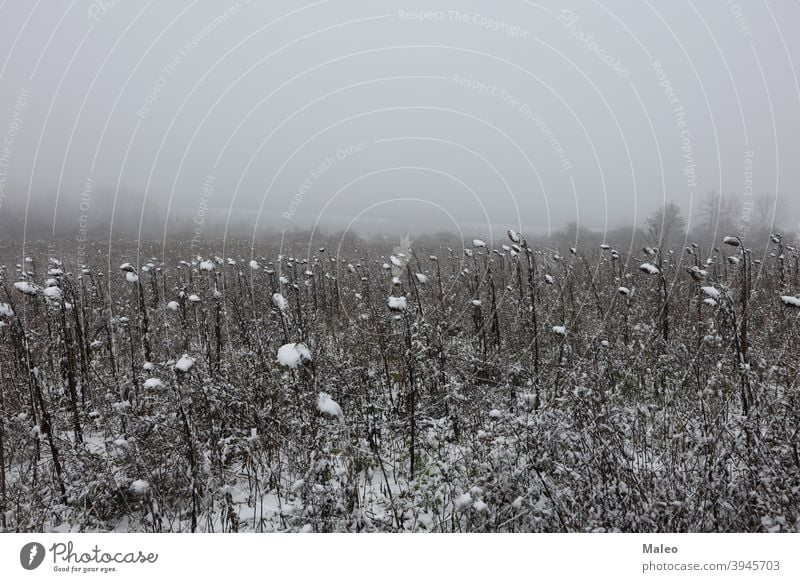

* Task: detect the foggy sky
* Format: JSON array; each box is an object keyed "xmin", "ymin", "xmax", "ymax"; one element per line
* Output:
[{"xmin": 0, "ymin": 0, "xmax": 798, "ymax": 241}]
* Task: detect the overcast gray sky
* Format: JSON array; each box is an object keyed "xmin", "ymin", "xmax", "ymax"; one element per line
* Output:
[{"xmin": 0, "ymin": 0, "xmax": 798, "ymax": 240}]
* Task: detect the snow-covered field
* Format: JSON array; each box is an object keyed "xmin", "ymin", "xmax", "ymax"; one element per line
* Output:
[{"xmin": 0, "ymin": 233, "xmax": 798, "ymax": 532}]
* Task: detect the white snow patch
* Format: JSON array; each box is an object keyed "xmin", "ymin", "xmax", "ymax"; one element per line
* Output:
[
  {"xmin": 166, "ymin": 300, "xmax": 179, "ymax": 311},
  {"xmin": 13, "ymin": 281, "xmax": 39, "ymax": 296},
  {"xmin": 639, "ymin": 262, "xmax": 660, "ymax": 275},
  {"xmin": 388, "ymin": 296, "xmax": 407, "ymax": 311},
  {"xmin": 317, "ymin": 392, "xmax": 343, "ymax": 420},
  {"xmin": 415, "ymin": 273, "xmax": 428, "ymax": 284},
  {"xmin": 780, "ymin": 295, "xmax": 800, "ymax": 308},
  {"xmin": 722, "ymin": 236, "xmax": 740, "ymax": 247},
  {"xmin": 144, "ymin": 378, "xmax": 165, "ymax": 390},
  {"xmin": 272, "ymin": 293, "xmax": 288, "ymax": 311},
  {"xmin": 0, "ymin": 303, "xmax": 14, "ymax": 317},
  {"xmin": 552, "ymin": 325, "xmax": 566, "ymax": 336},
  {"xmin": 130, "ymin": 480, "xmax": 150, "ymax": 495},
  {"xmin": 472, "ymin": 239, "xmax": 486, "ymax": 248},
  {"xmin": 43, "ymin": 286, "xmax": 63, "ymax": 302},
  {"xmin": 126, "ymin": 272, "xmax": 139, "ymax": 283},
  {"xmin": 701, "ymin": 286, "xmax": 720, "ymax": 299},
  {"xmin": 454, "ymin": 492, "xmax": 472, "ymax": 511},
  {"xmin": 277, "ymin": 343, "xmax": 312, "ymax": 368},
  {"xmin": 175, "ymin": 355, "xmax": 195, "ymax": 373},
  {"xmin": 199, "ymin": 260, "xmax": 214, "ymax": 271}
]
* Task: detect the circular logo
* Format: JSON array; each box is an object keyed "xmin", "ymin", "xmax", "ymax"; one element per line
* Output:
[{"xmin": 20, "ymin": 542, "xmax": 46, "ymax": 570}]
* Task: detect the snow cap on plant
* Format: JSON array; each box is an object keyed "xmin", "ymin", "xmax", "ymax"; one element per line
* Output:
[{"xmin": 722, "ymin": 236, "xmax": 740, "ymax": 247}]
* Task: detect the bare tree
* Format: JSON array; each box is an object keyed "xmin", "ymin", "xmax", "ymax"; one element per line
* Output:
[
  {"xmin": 749, "ymin": 192, "xmax": 789, "ymax": 243},
  {"xmin": 646, "ymin": 201, "xmax": 686, "ymax": 250}
]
